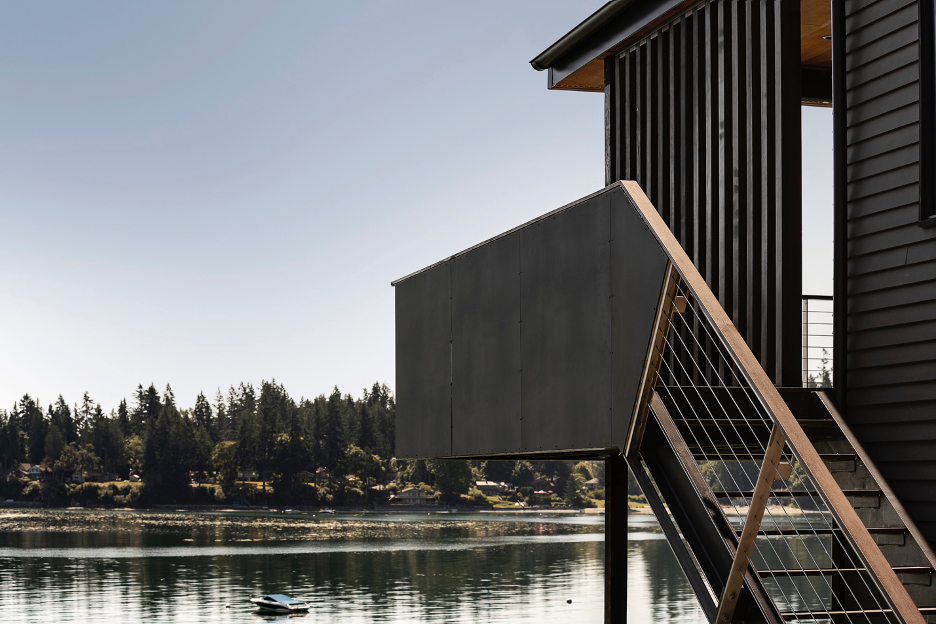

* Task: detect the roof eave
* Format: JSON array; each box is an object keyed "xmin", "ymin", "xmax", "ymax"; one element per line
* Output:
[{"xmin": 529, "ymin": 1, "xmax": 633, "ymax": 71}]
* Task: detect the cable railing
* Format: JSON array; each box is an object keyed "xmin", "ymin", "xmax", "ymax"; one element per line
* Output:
[
  {"xmin": 620, "ymin": 181, "xmax": 923, "ymax": 624},
  {"xmin": 803, "ymin": 295, "xmax": 833, "ymax": 388},
  {"xmin": 657, "ymin": 277, "xmax": 897, "ymax": 622}
]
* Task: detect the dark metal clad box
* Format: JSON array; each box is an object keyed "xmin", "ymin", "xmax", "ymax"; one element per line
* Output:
[
  {"xmin": 394, "ymin": 184, "xmax": 669, "ymax": 459},
  {"xmin": 394, "ymin": 262, "xmax": 452, "ymax": 459},
  {"xmin": 451, "ymin": 232, "xmax": 522, "ymax": 456},
  {"xmin": 519, "ymin": 193, "xmax": 612, "ymax": 452}
]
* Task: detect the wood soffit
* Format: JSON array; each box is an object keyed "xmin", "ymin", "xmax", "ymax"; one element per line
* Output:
[{"xmin": 550, "ymin": 0, "xmax": 832, "ymax": 92}]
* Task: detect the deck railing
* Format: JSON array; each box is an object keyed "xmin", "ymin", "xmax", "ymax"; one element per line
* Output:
[{"xmin": 802, "ymin": 295, "xmax": 833, "ymax": 388}]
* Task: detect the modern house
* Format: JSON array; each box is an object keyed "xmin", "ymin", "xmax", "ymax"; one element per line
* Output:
[
  {"xmin": 475, "ymin": 481, "xmax": 516, "ymax": 497},
  {"xmin": 388, "ymin": 486, "xmax": 436, "ymax": 506},
  {"xmin": 394, "ymin": 1, "xmax": 936, "ymax": 622}
]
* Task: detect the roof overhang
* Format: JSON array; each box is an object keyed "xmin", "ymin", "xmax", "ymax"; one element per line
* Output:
[
  {"xmin": 532, "ymin": 0, "xmax": 833, "ymax": 97},
  {"xmin": 529, "ymin": 0, "xmax": 694, "ymax": 92}
]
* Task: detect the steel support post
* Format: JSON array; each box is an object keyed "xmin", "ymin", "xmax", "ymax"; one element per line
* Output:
[{"xmin": 605, "ymin": 454, "xmax": 628, "ymax": 623}]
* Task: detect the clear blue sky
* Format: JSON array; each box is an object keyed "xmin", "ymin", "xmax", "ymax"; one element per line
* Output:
[{"xmin": 0, "ymin": 1, "xmax": 832, "ymax": 412}]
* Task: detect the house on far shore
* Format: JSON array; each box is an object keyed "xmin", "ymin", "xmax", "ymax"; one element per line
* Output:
[
  {"xmin": 475, "ymin": 481, "xmax": 516, "ymax": 497},
  {"xmin": 314, "ymin": 467, "xmax": 330, "ymax": 486},
  {"xmin": 237, "ymin": 469, "xmax": 258, "ymax": 482},
  {"xmin": 2, "ymin": 463, "xmax": 31, "ymax": 480},
  {"xmin": 295, "ymin": 470, "xmax": 316, "ymax": 484},
  {"xmin": 584, "ymin": 478, "xmax": 601, "ymax": 491},
  {"xmin": 26, "ymin": 464, "xmax": 49, "ymax": 481},
  {"xmin": 389, "ymin": 486, "xmax": 436, "ymax": 506}
]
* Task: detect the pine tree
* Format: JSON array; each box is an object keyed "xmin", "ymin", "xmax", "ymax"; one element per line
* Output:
[
  {"xmin": 214, "ymin": 389, "xmax": 228, "ymax": 441},
  {"xmin": 143, "ymin": 397, "xmax": 191, "ymax": 501},
  {"xmin": 19, "ymin": 395, "xmax": 46, "ymax": 465},
  {"xmin": 321, "ymin": 388, "xmax": 346, "ymax": 471},
  {"xmin": 116, "ymin": 399, "xmax": 130, "ymax": 437},
  {"xmin": 193, "ymin": 392, "xmax": 214, "ymax": 442},
  {"xmin": 257, "ymin": 380, "xmax": 291, "ymax": 492},
  {"xmin": 44, "ymin": 425, "xmax": 65, "ymax": 465},
  {"xmin": 356, "ymin": 403, "xmax": 376, "ymax": 453},
  {"xmin": 49, "ymin": 395, "xmax": 76, "ymax": 444},
  {"xmin": 75, "ymin": 392, "xmax": 96, "ymax": 442}
]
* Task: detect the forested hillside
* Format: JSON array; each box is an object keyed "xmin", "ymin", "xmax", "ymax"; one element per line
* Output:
[{"xmin": 0, "ymin": 381, "xmax": 608, "ymax": 509}]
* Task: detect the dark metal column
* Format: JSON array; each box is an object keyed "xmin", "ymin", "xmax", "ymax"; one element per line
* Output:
[
  {"xmin": 605, "ymin": 454, "xmax": 627, "ymax": 623},
  {"xmin": 831, "ymin": 0, "xmax": 847, "ymax": 414}
]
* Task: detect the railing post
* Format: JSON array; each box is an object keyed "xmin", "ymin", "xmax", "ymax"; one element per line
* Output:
[
  {"xmin": 605, "ymin": 454, "xmax": 628, "ymax": 623},
  {"xmin": 624, "ymin": 263, "xmax": 680, "ymax": 457},
  {"xmin": 802, "ymin": 297, "xmax": 809, "ymax": 386}
]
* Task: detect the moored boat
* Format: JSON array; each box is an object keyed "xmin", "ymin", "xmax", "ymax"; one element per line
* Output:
[{"xmin": 250, "ymin": 594, "xmax": 310, "ymax": 613}]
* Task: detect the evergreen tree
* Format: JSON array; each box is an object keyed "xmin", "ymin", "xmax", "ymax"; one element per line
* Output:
[
  {"xmin": 49, "ymin": 395, "xmax": 76, "ymax": 444},
  {"xmin": 320, "ymin": 387, "xmax": 345, "ymax": 470},
  {"xmin": 213, "ymin": 389, "xmax": 228, "ymax": 441},
  {"xmin": 89, "ymin": 407, "xmax": 124, "ymax": 474},
  {"xmin": 356, "ymin": 402, "xmax": 376, "ymax": 453},
  {"xmin": 131, "ymin": 385, "xmax": 160, "ymax": 436},
  {"xmin": 257, "ymin": 380, "xmax": 291, "ymax": 492},
  {"xmin": 75, "ymin": 392, "xmax": 97, "ymax": 442},
  {"xmin": 193, "ymin": 392, "xmax": 214, "ymax": 442},
  {"xmin": 44, "ymin": 424, "xmax": 66, "ymax": 465},
  {"xmin": 481, "ymin": 460, "xmax": 516, "ymax": 483},
  {"xmin": 272, "ymin": 403, "xmax": 312, "ymax": 495},
  {"xmin": 234, "ymin": 400, "xmax": 259, "ymax": 481},
  {"xmin": 0, "ymin": 411, "xmax": 21, "ymax": 469},
  {"xmin": 143, "ymin": 396, "xmax": 191, "ymax": 500},
  {"xmin": 116, "ymin": 399, "xmax": 130, "ymax": 437},
  {"xmin": 426, "ymin": 459, "xmax": 472, "ymax": 503},
  {"xmin": 19, "ymin": 395, "xmax": 46, "ymax": 465}
]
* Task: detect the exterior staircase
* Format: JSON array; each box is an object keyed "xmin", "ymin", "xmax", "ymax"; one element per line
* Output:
[{"xmin": 622, "ymin": 181, "xmax": 936, "ymax": 623}]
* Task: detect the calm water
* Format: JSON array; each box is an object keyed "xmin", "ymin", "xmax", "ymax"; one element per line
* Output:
[{"xmin": 0, "ymin": 509, "xmax": 706, "ymax": 623}]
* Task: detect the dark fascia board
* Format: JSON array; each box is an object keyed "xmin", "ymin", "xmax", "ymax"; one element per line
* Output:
[
  {"xmin": 529, "ymin": 1, "xmax": 634, "ymax": 71},
  {"xmin": 530, "ymin": 0, "xmax": 691, "ymax": 88}
]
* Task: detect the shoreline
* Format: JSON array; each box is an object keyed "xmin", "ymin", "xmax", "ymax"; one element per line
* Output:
[{"xmin": 0, "ymin": 502, "xmax": 605, "ymax": 515}]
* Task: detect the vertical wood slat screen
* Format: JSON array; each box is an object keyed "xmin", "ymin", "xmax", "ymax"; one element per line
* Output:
[{"xmin": 606, "ymin": 0, "xmax": 802, "ymax": 386}]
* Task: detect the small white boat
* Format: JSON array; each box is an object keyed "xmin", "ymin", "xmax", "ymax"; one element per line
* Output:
[{"xmin": 250, "ymin": 594, "xmax": 310, "ymax": 613}]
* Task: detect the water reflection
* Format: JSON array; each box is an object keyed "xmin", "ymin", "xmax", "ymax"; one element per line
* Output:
[
  {"xmin": 0, "ymin": 509, "xmax": 715, "ymax": 623},
  {"xmin": 626, "ymin": 514, "xmax": 707, "ymax": 623}
]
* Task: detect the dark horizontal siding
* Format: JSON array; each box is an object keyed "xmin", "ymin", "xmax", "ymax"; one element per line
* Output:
[{"xmin": 845, "ymin": 0, "xmax": 936, "ymax": 547}]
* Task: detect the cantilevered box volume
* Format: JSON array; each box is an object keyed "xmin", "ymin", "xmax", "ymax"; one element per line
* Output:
[{"xmin": 393, "ymin": 184, "xmax": 669, "ymax": 459}]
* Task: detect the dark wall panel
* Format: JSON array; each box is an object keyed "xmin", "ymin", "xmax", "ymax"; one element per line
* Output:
[
  {"xmin": 520, "ymin": 194, "xmax": 613, "ymax": 452},
  {"xmin": 451, "ymin": 233, "xmax": 522, "ymax": 455},
  {"xmin": 607, "ymin": 0, "xmax": 802, "ymax": 386},
  {"xmin": 611, "ymin": 189, "xmax": 670, "ymax": 442},
  {"xmin": 843, "ymin": 0, "xmax": 936, "ymax": 545},
  {"xmin": 394, "ymin": 263, "xmax": 451, "ymax": 459}
]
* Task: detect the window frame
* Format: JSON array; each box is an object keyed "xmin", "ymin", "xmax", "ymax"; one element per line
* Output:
[{"xmin": 920, "ymin": 0, "xmax": 936, "ymax": 226}]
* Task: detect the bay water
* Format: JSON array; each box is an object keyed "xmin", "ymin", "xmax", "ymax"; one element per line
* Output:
[{"xmin": 0, "ymin": 509, "xmax": 705, "ymax": 623}]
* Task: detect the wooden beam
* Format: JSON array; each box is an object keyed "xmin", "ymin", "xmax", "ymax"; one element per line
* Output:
[
  {"xmin": 625, "ymin": 262, "xmax": 680, "ymax": 457},
  {"xmin": 715, "ymin": 424, "xmax": 786, "ymax": 623}
]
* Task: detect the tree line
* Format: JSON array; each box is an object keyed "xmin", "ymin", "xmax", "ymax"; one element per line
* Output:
[
  {"xmin": 0, "ymin": 380, "xmax": 612, "ymax": 508},
  {"xmin": 0, "ymin": 380, "xmax": 394, "ymax": 504}
]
